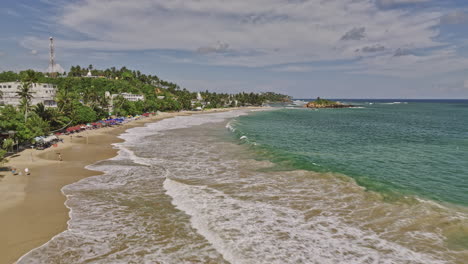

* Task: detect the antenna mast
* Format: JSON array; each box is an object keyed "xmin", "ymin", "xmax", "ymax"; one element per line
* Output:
[{"xmin": 49, "ymin": 37, "xmax": 56, "ymax": 74}]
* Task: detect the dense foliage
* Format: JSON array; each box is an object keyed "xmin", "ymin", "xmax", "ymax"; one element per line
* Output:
[
  {"xmin": 312, "ymin": 97, "xmax": 340, "ymax": 106},
  {"xmin": 0, "ymin": 66, "xmax": 291, "ymax": 157}
]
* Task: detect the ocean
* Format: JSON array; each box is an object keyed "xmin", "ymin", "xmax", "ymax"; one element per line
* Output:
[{"xmin": 18, "ymin": 101, "xmax": 468, "ymax": 263}]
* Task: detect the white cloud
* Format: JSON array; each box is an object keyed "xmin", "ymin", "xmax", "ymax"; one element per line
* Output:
[
  {"xmin": 377, "ymin": 0, "xmax": 429, "ymax": 8},
  {"xmin": 272, "ymin": 64, "xmax": 366, "ymax": 73},
  {"xmin": 440, "ymin": 10, "xmax": 468, "ymax": 25},
  {"xmin": 178, "ymin": 78, "xmax": 296, "ymax": 95},
  {"xmin": 197, "ymin": 41, "xmax": 230, "ymax": 54},
  {"xmin": 341, "ymin": 27, "xmax": 366, "ymax": 41},
  {"xmin": 464, "ymin": 80, "xmax": 468, "ymax": 89},
  {"xmin": 47, "ymin": 63, "xmax": 65, "ymax": 73},
  {"xmin": 0, "ymin": 51, "xmax": 5, "ymax": 56},
  {"xmin": 1, "ymin": 8, "xmax": 20, "ymax": 17},
  {"xmin": 272, "ymin": 65, "xmax": 315, "ymax": 72},
  {"xmin": 19, "ymin": 0, "xmax": 458, "ymax": 77},
  {"xmin": 393, "ymin": 48, "xmax": 414, "ymax": 57},
  {"xmin": 350, "ymin": 47, "xmax": 468, "ymax": 78},
  {"xmin": 360, "ymin": 44, "xmax": 386, "ymax": 53},
  {"xmin": 31, "ymin": 49, "xmax": 38, "ymax": 55},
  {"xmin": 177, "ymin": 79, "xmax": 249, "ymax": 93}
]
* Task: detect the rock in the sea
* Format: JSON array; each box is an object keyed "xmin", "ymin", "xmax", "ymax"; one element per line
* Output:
[{"xmin": 305, "ymin": 99, "xmax": 353, "ymax": 108}]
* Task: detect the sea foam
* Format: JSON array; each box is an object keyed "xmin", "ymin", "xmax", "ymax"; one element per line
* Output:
[
  {"xmin": 17, "ymin": 108, "xmax": 463, "ymax": 264},
  {"xmin": 164, "ymin": 178, "xmax": 447, "ymax": 264}
]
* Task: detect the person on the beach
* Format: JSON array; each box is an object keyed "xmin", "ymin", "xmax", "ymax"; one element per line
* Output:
[
  {"xmin": 11, "ymin": 168, "xmax": 17, "ymax": 175},
  {"xmin": 58, "ymin": 153, "xmax": 62, "ymax": 161},
  {"xmin": 24, "ymin": 168, "xmax": 30, "ymax": 175}
]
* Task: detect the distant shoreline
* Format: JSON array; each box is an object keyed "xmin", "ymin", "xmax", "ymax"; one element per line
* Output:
[{"xmin": 293, "ymin": 98, "xmax": 468, "ymax": 102}]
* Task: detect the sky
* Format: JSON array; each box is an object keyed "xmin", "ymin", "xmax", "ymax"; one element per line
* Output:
[{"xmin": 1, "ymin": 0, "xmax": 468, "ymax": 98}]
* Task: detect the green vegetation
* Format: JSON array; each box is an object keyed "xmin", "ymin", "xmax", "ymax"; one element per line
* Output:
[
  {"xmin": 0, "ymin": 149, "xmax": 6, "ymax": 166},
  {"xmin": 0, "ymin": 66, "xmax": 291, "ymax": 155},
  {"xmin": 305, "ymin": 97, "xmax": 353, "ymax": 108},
  {"xmin": 313, "ymin": 97, "xmax": 340, "ymax": 106}
]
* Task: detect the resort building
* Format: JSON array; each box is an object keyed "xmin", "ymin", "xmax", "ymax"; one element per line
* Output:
[
  {"xmin": 190, "ymin": 92, "xmax": 210, "ymax": 109},
  {"xmin": 114, "ymin": 93, "xmax": 145, "ymax": 102},
  {"xmin": 0, "ymin": 82, "xmax": 57, "ymax": 107},
  {"xmin": 108, "ymin": 92, "xmax": 145, "ymax": 114}
]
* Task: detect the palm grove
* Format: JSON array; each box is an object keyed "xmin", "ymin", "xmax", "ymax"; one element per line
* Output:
[{"xmin": 0, "ymin": 66, "xmax": 291, "ymax": 163}]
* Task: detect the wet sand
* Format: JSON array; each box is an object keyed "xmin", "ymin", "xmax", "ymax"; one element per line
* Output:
[{"xmin": 0, "ymin": 108, "xmax": 252, "ymax": 264}]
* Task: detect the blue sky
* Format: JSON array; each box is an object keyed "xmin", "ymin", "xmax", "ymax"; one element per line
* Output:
[{"xmin": 1, "ymin": 0, "xmax": 468, "ymax": 98}]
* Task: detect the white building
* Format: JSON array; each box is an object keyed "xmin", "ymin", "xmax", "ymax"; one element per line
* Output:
[
  {"xmin": 108, "ymin": 92, "xmax": 145, "ymax": 114},
  {"xmin": 0, "ymin": 82, "xmax": 57, "ymax": 107},
  {"xmin": 118, "ymin": 93, "xmax": 145, "ymax": 102},
  {"xmin": 83, "ymin": 70, "xmax": 99, "ymax": 78}
]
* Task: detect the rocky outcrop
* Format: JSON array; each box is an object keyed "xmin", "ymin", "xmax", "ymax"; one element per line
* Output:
[{"xmin": 305, "ymin": 101, "xmax": 353, "ymax": 109}]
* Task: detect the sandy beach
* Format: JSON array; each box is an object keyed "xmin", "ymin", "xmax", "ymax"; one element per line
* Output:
[{"xmin": 0, "ymin": 108, "xmax": 243, "ymax": 264}]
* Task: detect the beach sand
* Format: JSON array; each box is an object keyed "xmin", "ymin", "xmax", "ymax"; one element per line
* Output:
[{"xmin": 0, "ymin": 108, "xmax": 247, "ymax": 264}]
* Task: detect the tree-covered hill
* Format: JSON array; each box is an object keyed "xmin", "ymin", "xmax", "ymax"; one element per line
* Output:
[{"xmin": 0, "ymin": 66, "xmax": 291, "ymax": 156}]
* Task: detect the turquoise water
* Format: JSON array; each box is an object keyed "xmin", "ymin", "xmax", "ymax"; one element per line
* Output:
[
  {"xmin": 20, "ymin": 109, "xmax": 468, "ymax": 263},
  {"xmin": 232, "ymin": 101, "xmax": 468, "ymax": 206}
]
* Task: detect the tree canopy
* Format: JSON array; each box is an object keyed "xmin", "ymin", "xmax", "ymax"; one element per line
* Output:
[{"xmin": 0, "ymin": 66, "xmax": 291, "ymax": 149}]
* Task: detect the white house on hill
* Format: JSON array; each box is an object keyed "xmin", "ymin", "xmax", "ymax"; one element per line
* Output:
[
  {"xmin": 0, "ymin": 82, "xmax": 57, "ymax": 107},
  {"xmin": 108, "ymin": 92, "xmax": 145, "ymax": 114},
  {"xmin": 112, "ymin": 93, "xmax": 145, "ymax": 102}
]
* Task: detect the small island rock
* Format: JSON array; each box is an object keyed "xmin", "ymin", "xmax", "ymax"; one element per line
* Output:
[{"xmin": 305, "ymin": 97, "xmax": 353, "ymax": 108}]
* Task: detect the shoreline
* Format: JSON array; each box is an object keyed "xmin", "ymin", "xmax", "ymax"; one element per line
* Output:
[{"xmin": 0, "ymin": 107, "xmax": 259, "ymax": 264}]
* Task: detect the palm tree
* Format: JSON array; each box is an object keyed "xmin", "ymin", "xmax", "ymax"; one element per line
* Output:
[
  {"xmin": 83, "ymin": 85, "xmax": 100, "ymax": 108},
  {"xmin": 2, "ymin": 138, "xmax": 14, "ymax": 153},
  {"xmin": 55, "ymin": 88, "xmax": 77, "ymax": 115},
  {"xmin": 98, "ymin": 92, "xmax": 110, "ymax": 110},
  {"xmin": 18, "ymin": 97, "xmax": 33, "ymax": 122},
  {"xmin": 27, "ymin": 113, "xmax": 50, "ymax": 136},
  {"xmin": 55, "ymin": 79, "xmax": 79, "ymax": 115},
  {"xmin": 34, "ymin": 103, "xmax": 51, "ymax": 121},
  {"xmin": 111, "ymin": 95, "xmax": 126, "ymax": 115},
  {"xmin": 0, "ymin": 149, "xmax": 6, "ymax": 166},
  {"xmin": 17, "ymin": 70, "xmax": 37, "ymax": 123}
]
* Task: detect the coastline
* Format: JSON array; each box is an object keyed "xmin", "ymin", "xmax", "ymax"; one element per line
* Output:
[{"xmin": 0, "ymin": 107, "xmax": 256, "ymax": 264}]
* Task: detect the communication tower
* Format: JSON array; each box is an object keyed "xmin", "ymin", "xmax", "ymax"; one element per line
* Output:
[{"xmin": 49, "ymin": 37, "xmax": 56, "ymax": 75}]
